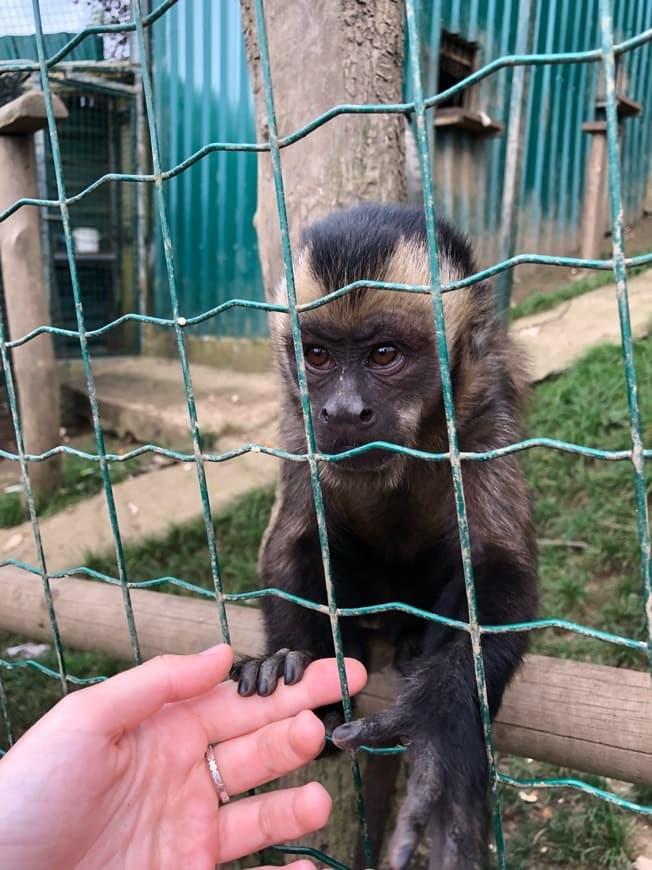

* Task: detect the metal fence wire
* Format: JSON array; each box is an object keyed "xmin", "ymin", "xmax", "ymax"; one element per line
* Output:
[{"xmin": 0, "ymin": 0, "xmax": 651, "ymax": 867}]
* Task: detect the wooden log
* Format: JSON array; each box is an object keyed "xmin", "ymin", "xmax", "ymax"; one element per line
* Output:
[
  {"xmin": 0, "ymin": 565, "xmax": 650, "ymax": 786},
  {"xmin": 0, "ymin": 91, "xmax": 68, "ymax": 500}
]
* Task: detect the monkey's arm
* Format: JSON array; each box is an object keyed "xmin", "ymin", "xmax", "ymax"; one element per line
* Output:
[{"xmin": 332, "ymin": 547, "xmax": 536, "ymax": 870}]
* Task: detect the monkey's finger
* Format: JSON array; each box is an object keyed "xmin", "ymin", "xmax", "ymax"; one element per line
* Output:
[
  {"xmin": 283, "ymin": 650, "xmax": 313, "ymax": 685},
  {"xmin": 190, "ymin": 657, "xmax": 367, "ymax": 743},
  {"xmin": 257, "ymin": 648, "xmax": 292, "ymax": 695},
  {"xmin": 234, "ymin": 658, "xmax": 265, "ymax": 696},
  {"xmin": 331, "ymin": 708, "xmax": 405, "ymax": 749},
  {"xmin": 235, "ymin": 649, "xmax": 313, "ymax": 696},
  {"xmin": 388, "ymin": 741, "xmax": 443, "ymax": 870}
]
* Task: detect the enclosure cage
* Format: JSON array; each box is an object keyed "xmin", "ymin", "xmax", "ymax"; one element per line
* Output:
[{"xmin": 0, "ymin": 1, "xmax": 651, "ymax": 869}]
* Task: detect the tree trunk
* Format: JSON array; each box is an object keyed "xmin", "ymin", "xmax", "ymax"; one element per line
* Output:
[{"xmin": 240, "ymin": 0, "xmax": 407, "ymax": 295}]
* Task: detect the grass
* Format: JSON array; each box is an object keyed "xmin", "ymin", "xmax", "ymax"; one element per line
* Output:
[
  {"xmin": 521, "ymin": 339, "xmax": 651, "ymax": 668},
  {"xmin": 1, "ymin": 336, "xmax": 651, "ymax": 865},
  {"xmin": 85, "ymin": 486, "xmax": 275, "ymax": 595},
  {"xmin": 498, "ymin": 760, "xmax": 635, "ymax": 870},
  {"xmin": 0, "ymin": 443, "xmax": 151, "ymax": 529},
  {"xmin": 510, "ymin": 262, "xmax": 650, "ymax": 320},
  {"xmin": 0, "ymin": 632, "xmax": 124, "ymax": 749}
]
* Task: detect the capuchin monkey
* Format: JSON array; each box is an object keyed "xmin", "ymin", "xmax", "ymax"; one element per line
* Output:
[{"xmin": 232, "ymin": 203, "xmax": 537, "ymax": 869}]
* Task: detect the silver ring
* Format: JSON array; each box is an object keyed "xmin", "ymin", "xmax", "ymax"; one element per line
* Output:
[{"xmin": 205, "ymin": 743, "xmax": 230, "ymax": 803}]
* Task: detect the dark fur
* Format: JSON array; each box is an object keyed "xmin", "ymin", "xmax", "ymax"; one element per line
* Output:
[{"xmin": 233, "ymin": 204, "xmax": 537, "ymax": 869}]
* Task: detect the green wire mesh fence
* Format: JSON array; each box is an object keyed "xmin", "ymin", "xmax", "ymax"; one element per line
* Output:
[{"xmin": 0, "ymin": 0, "xmax": 651, "ymax": 867}]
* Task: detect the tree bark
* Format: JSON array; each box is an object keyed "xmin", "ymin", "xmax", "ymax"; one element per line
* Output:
[{"xmin": 240, "ymin": 0, "xmax": 407, "ymax": 295}]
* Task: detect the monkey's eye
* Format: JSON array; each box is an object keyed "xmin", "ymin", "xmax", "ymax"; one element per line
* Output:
[
  {"xmin": 368, "ymin": 345, "xmax": 400, "ymax": 368},
  {"xmin": 304, "ymin": 345, "xmax": 335, "ymax": 369}
]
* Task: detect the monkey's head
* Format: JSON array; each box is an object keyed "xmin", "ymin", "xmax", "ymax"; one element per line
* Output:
[{"xmin": 271, "ymin": 204, "xmax": 493, "ymax": 486}]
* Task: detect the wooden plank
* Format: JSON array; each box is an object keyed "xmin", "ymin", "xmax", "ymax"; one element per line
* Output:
[
  {"xmin": 433, "ymin": 107, "xmax": 504, "ymax": 136},
  {"xmin": 493, "ymin": 655, "xmax": 651, "ymax": 784},
  {"xmin": 0, "ymin": 566, "xmax": 650, "ymax": 784}
]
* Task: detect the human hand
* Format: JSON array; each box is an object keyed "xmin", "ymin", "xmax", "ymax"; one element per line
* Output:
[{"xmin": 0, "ymin": 645, "xmax": 367, "ymax": 870}]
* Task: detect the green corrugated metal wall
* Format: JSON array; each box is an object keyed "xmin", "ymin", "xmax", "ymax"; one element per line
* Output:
[
  {"xmin": 151, "ymin": 0, "xmax": 266, "ymax": 337},
  {"xmin": 523, "ymin": 0, "xmax": 651, "ymax": 251},
  {"xmin": 0, "ymin": 32, "xmax": 103, "ymax": 63},
  {"xmin": 151, "ymin": 0, "xmax": 651, "ymax": 334},
  {"xmin": 413, "ymin": 0, "xmax": 652, "ymax": 262}
]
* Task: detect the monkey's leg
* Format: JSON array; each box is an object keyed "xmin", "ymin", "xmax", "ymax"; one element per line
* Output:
[
  {"xmin": 353, "ymin": 752, "xmax": 402, "ymax": 870},
  {"xmin": 426, "ymin": 783, "xmax": 490, "ymax": 870}
]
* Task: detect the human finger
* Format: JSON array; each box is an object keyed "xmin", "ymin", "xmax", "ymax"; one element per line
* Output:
[
  {"xmin": 212, "ymin": 709, "xmax": 325, "ymax": 795},
  {"xmin": 53, "ymin": 645, "xmax": 233, "ymax": 736},
  {"xmin": 193, "ymin": 657, "xmax": 367, "ymax": 743},
  {"xmin": 215, "ymin": 782, "xmax": 332, "ymax": 864},
  {"xmin": 254, "ymin": 862, "xmax": 315, "ymax": 870}
]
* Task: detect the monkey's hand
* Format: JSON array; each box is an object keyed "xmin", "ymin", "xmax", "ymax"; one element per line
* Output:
[
  {"xmin": 230, "ymin": 648, "xmax": 314, "ymax": 697},
  {"xmin": 331, "ymin": 687, "xmax": 489, "ymax": 870}
]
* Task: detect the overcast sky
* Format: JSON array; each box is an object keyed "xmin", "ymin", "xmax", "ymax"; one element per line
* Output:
[{"xmin": 0, "ymin": 1, "xmax": 93, "ymax": 37}]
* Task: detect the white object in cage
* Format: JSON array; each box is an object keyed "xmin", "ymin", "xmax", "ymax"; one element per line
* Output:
[{"xmin": 72, "ymin": 227, "xmax": 100, "ymax": 254}]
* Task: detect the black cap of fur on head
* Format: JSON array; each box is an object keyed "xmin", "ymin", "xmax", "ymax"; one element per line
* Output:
[{"xmin": 299, "ymin": 202, "xmax": 475, "ymax": 298}]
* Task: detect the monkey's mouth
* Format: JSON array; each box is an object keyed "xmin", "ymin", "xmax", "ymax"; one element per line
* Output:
[{"xmin": 318, "ymin": 443, "xmax": 398, "ymax": 473}]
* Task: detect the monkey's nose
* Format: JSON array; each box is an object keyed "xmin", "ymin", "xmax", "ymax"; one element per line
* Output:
[{"xmin": 320, "ymin": 405, "xmax": 374, "ymax": 426}]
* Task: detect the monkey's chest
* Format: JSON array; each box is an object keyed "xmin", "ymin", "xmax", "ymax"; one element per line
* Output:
[{"xmin": 331, "ymin": 530, "xmax": 452, "ymax": 612}]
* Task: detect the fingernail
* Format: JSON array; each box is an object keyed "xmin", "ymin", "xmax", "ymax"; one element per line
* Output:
[
  {"xmin": 258, "ymin": 678, "xmax": 269, "ymax": 695},
  {"xmin": 331, "ymin": 722, "xmax": 358, "ymax": 748},
  {"xmin": 199, "ymin": 643, "xmax": 227, "ymax": 656},
  {"xmin": 284, "ymin": 660, "xmax": 297, "ymax": 683},
  {"xmin": 238, "ymin": 679, "xmax": 251, "ymax": 696}
]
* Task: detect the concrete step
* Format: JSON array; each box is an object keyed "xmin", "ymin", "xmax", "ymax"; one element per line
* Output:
[{"xmin": 61, "ymin": 355, "xmax": 279, "ymax": 451}]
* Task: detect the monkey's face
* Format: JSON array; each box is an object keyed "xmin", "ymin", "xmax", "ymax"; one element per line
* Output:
[
  {"xmin": 281, "ymin": 310, "xmax": 442, "ymax": 476},
  {"xmin": 270, "ymin": 205, "xmax": 482, "ymax": 482}
]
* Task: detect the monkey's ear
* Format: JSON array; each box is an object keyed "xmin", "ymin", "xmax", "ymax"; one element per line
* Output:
[
  {"xmin": 469, "ymin": 320, "xmax": 491, "ymax": 361},
  {"xmin": 269, "ymin": 274, "xmax": 289, "ymax": 311},
  {"xmin": 466, "ymin": 281, "xmax": 496, "ymax": 360}
]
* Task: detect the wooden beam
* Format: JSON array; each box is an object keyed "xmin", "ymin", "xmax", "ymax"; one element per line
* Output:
[
  {"xmin": 0, "ymin": 91, "xmax": 68, "ymax": 500},
  {"xmin": 0, "ymin": 566, "xmax": 650, "ymax": 785},
  {"xmin": 580, "ymin": 128, "xmax": 609, "ymax": 260},
  {"xmin": 0, "ymin": 90, "xmax": 67, "ymax": 135}
]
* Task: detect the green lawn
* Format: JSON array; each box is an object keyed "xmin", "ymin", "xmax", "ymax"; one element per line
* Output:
[{"xmin": 522, "ymin": 340, "xmax": 651, "ymax": 669}]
